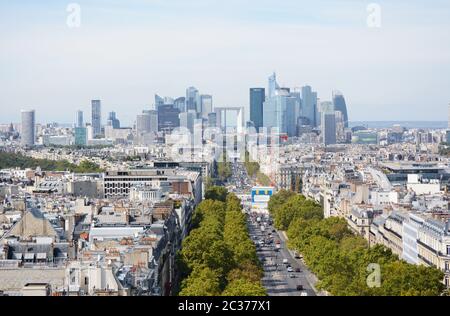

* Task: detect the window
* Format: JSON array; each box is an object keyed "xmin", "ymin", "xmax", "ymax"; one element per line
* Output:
[{"xmin": 447, "ymin": 245, "xmax": 450, "ymax": 256}]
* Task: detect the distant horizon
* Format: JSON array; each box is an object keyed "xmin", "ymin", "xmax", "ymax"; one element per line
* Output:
[{"xmin": 1, "ymin": 120, "xmax": 448, "ymax": 130}]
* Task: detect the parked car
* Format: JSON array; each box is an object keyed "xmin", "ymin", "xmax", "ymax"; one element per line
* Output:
[
  {"xmin": 296, "ymin": 284, "xmax": 304, "ymax": 291},
  {"xmin": 295, "ymin": 268, "xmax": 301, "ymax": 273}
]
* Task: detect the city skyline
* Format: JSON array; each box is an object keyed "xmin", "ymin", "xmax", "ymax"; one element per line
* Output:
[
  {"xmin": 2, "ymin": 0, "xmax": 450, "ymax": 301},
  {"xmin": 1, "ymin": 0, "xmax": 450, "ymax": 124}
]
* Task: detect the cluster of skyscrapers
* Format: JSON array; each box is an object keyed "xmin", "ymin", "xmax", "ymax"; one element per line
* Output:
[
  {"xmin": 18, "ymin": 73, "xmax": 348, "ymax": 147},
  {"xmin": 67, "ymin": 87, "xmax": 216, "ymax": 147},
  {"xmin": 250, "ymin": 73, "xmax": 349, "ymax": 145}
]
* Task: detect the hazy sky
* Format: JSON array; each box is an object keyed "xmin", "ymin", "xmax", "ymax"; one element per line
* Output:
[{"xmin": 1, "ymin": 0, "xmax": 450, "ymax": 125}]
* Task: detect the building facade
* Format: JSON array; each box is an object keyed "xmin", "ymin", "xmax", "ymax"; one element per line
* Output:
[
  {"xmin": 91, "ymin": 100, "xmax": 102, "ymax": 137},
  {"xmin": 21, "ymin": 110, "xmax": 35, "ymax": 147}
]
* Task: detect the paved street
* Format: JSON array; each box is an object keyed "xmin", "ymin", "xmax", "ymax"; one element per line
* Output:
[
  {"xmin": 247, "ymin": 215, "xmax": 316, "ymax": 296},
  {"xmin": 225, "ymin": 161, "xmax": 321, "ymax": 296}
]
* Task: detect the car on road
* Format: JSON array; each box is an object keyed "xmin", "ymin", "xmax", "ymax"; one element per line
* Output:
[
  {"xmin": 289, "ymin": 274, "xmax": 296, "ymax": 278},
  {"xmin": 282, "ymin": 259, "xmax": 288, "ymax": 264},
  {"xmin": 300, "ymin": 291, "xmax": 308, "ymax": 296},
  {"xmin": 287, "ymin": 267, "xmax": 293, "ymax": 272},
  {"xmin": 296, "ymin": 284, "xmax": 304, "ymax": 291}
]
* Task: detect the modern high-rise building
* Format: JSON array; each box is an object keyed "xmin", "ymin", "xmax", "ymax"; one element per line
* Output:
[
  {"xmin": 163, "ymin": 97, "xmax": 174, "ymax": 105},
  {"xmin": 136, "ymin": 110, "xmax": 158, "ymax": 134},
  {"xmin": 158, "ymin": 104, "xmax": 180, "ymax": 133},
  {"xmin": 147, "ymin": 110, "xmax": 158, "ymax": 134},
  {"xmin": 207, "ymin": 112, "xmax": 217, "ymax": 128},
  {"xmin": 250, "ymin": 88, "xmax": 265, "ymax": 132},
  {"xmin": 290, "ymin": 88, "xmax": 302, "ymax": 126},
  {"xmin": 155, "ymin": 94, "xmax": 164, "ymax": 108},
  {"xmin": 136, "ymin": 113, "xmax": 150, "ymax": 134},
  {"xmin": 263, "ymin": 73, "xmax": 299, "ymax": 137},
  {"xmin": 74, "ymin": 127, "xmax": 87, "ymax": 146},
  {"xmin": 21, "ymin": 109, "xmax": 35, "ymax": 147},
  {"xmin": 321, "ymin": 101, "xmax": 336, "ymax": 146},
  {"xmin": 91, "ymin": 100, "xmax": 102, "ymax": 137},
  {"xmin": 107, "ymin": 111, "xmax": 120, "ymax": 129},
  {"xmin": 263, "ymin": 91, "xmax": 299, "ymax": 137},
  {"xmin": 174, "ymin": 97, "xmax": 186, "ymax": 113},
  {"xmin": 334, "ymin": 110, "xmax": 345, "ymax": 142},
  {"xmin": 200, "ymin": 95, "xmax": 213, "ymax": 119},
  {"xmin": 186, "ymin": 87, "xmax": 200, "ymax": 112},
  {"xmin": 315, "ymin": 97, "xmax": 322, "ymax": 127},
  {"xmin": 268, "ymin": 73, "xmax": 280, "ymax": 98},
  {"xmin": 332, "ymin": 91, "xmax": 349, "ymax": 128},
  {"xmin": 86, "ymin": 124, "xmax": 94, "ymax": 140},
  {"xmin": 180, "ymin": 110, "xmax": 197, "ymax": 133},
  {"xmin": 76, "ymin": 110, "xmax": 84, "ymax": 128},
  {"xmin": 301, "ymin": 86, "xmax": 318, "ymax": 127}
]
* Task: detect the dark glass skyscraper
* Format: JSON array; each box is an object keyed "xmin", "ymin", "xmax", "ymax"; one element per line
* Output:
[
  {"xmin": 91, "ymin": 100, "xmax": 102, "ymax": 137},
  {"xmin": 157, "ymin": 104, "xmax": 180, "ymax": 133},
  {"xmin": 107, "ymin": 111, "xmax": 120, "ymax": 129},
  {"xmin": 250, "ymin": 88, "xmax": 265, "ymax": 131},
  {"xmin": 332, "ymin": 91, "xmax": 349, "ymax": 128}
]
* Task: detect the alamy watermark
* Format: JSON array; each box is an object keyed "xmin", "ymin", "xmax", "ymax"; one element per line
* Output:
[
  {"xmin": 366, "ymin": 263, "xmax": 381, "ymax": 288},
  {"xmin": 367, "ymin": 3, "xmax": 382, "ymax": 28},
  {"xmin": 66, "ymin": 3, "xmax": 81, "ymax": 28}
]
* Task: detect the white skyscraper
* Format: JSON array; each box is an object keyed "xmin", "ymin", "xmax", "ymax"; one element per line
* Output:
[
  {"xmin": 137, "ymin": 110, "xmax": 158, "ymax": 134},
  {"xmin": 21, "ymin": 109, "xmax": 35, "ymax": 147}
]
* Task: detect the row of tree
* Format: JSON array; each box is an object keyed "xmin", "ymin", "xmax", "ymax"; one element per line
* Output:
[
  {"xmin": 268, "ymin": 190, "xmax": 446, "ymax": 296},
  {"xmin": 242, "ymin": 151, "xmax": 271, "ymax": 186},
  {"xmin": 243, "ymin": 151, "xmax": 260, "ymax": 177},
  {"xmin": 0, "ymin": 151, "xmax": 104, "ymax": 173},
  {"xmin": 178, "ymin": 187, "xmax": 266, "ymax": 296},
  {"xmin": 216, "ymin": 160, "xmax": 232, "ymax": 182}
]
